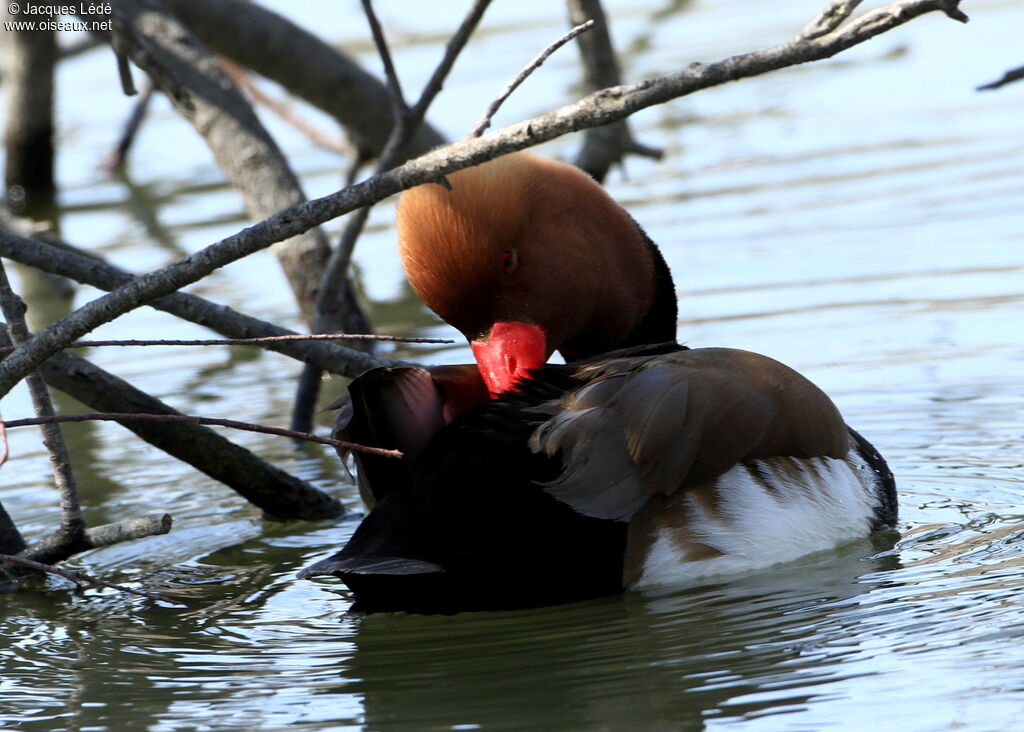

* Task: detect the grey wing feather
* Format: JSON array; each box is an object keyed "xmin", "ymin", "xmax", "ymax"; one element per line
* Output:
[{"xmin": 297, "ymin": 554, "xmax": 444, "ymax": 579}]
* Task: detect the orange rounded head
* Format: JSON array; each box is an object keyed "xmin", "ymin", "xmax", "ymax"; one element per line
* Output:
[{"xmin": 397, "ymin": 152, "xmax": 676, "ymax": 396}]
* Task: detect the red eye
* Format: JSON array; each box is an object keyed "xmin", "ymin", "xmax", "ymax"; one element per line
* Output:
[{"xmin": 499, "ymin": 249, "xmax": 518, "ymax": 273}]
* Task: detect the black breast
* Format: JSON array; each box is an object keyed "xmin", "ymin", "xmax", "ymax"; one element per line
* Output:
[{"xmin": 322, "ymin": 366, "xmax": 628, "ymax": 613}]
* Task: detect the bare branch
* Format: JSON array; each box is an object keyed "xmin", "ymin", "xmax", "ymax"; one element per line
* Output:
[
  {"xmin": 96, "ymin": 0, "xmax": 361, "ymax": 331},
  {"xmin": 0, "ymin": 0, "xmax": 969, "ymax": 402},
  {"xmin": 0, "ymin": 261, "xmax": 84, "ymax": 539},
  {"xmin": 84, "ymin": 514, "xmax": 173, "ymax": 549},
  {"xmin": 7, "ymin": 514, "xmax": 175, "ymax": 573},
  {"xmin": 0, "ymin": 227, "xmax": 396, "ymax": 378},
  {"xmin": 393, "ymin": 0, "xmax": 493, "ymax": 158},
  {"xmin": 978, "ymin": 63, "xmax": 1024, "ymax": 91},
  {"xmin": 471, "ymin": 19, "xmax": 594, "ymax": 138},
  {"xmin": 0, "ymin": 553, "xmax": 185, "ymax": 606},
  {"xmin": 2, "ymin": 412, "xmax": 402, "ymax": 459}
]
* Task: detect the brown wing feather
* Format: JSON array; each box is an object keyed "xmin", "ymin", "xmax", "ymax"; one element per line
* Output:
[{"xmin": 531, "ymin": 348, "xmax": 850, "ymax": 521}]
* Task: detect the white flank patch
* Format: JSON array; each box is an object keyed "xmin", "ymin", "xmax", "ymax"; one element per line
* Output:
[{"xmin": 634, "ymin": 453, "xmax": 881, "ymax": 588}]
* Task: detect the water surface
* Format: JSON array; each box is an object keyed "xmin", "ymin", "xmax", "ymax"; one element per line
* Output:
[{"xmin": 2, "ymin": 1, "xmax": 1023, "ymax": 729}]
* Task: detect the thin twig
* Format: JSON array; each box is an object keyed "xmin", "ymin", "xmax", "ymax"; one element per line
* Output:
[
  {"xmin": 0, "ymin": 553, "xmax": 186, "ymax": 606},
  {"xmin": 400, "ymin": 0, "xmax": 493, "ymax": 153},
  {"xmin": 105, "ymin": 78, "xmax": 156, "ymax": 172},
  {"xmin": 0, "ymin": 262, "xmax": 84, "ymax": 536},
  {"xmin": 0, "ymin": 333, "xmax": 452, "ymax": 354},
  {"xmin": 0, "ymin": 419, "xmax": 7, "ymax": 468},
  {"xmin": 220, "ymin": 59, "xmax": 348, "ymax": 155},
  {"xmin": 1, "ymin": 413, "xmax": 403, "ymax": 458},
  {"xmin": 361, "ymin": 0, "xmax": 408, "ymax": 123},
  {"xmin": 470, "ymin": 19, "xmax": 595, "ymax": 138}
]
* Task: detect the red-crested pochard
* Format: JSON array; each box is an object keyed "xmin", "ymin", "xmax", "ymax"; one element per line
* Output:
[{"xmin": 299, "ymin": 152, "xmax": 897, "ymax": 613}]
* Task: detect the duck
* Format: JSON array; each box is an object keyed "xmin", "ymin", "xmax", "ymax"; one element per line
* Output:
[{"xmin": 298, "ymin": 152, "xmax": 897, "ymax": 613}]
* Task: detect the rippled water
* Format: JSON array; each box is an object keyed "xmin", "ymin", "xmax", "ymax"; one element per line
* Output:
[{"xmin": 3, "ymin": 0, "xmax": 1024, "ymax": 729}]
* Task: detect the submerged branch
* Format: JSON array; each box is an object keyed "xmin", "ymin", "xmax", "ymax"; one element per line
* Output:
[
  {"xmin": 0, "ymin": 552, "xmax": 185, "ymax": 606},
  {"xmin": 566, "ymin": 0, "xmax": 662, "ymax": 182}
]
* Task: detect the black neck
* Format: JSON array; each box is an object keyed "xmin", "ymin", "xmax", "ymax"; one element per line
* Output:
[{"xmin": 619, "ymin": 222, "xmax": 678, "ymax": 349}]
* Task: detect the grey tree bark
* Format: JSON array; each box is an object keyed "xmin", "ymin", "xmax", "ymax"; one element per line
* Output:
[{"xmin": 94, "ymin": 0, "xmax": 368, "ymax": 338}]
